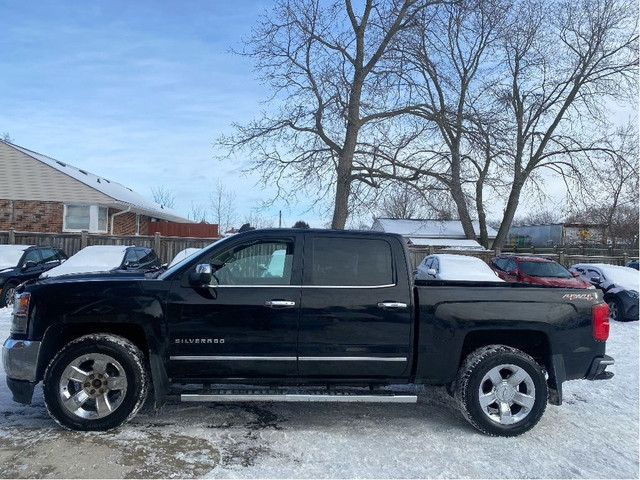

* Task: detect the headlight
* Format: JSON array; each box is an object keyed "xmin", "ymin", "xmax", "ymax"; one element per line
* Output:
[{"xmin": 10, "ymin": 292, "xmax": 30, "ymax": 334}]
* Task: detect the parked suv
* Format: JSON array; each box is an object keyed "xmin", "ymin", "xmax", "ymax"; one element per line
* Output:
[
  {"xmin": 0, "ymin": 245, "xmax": 68, "ymax": 306},
  {"xmin": 490, "ymin": 254, "xmax": 593, "ymax": 288},
  {"xmin": 41, "ymin": 245, "xmax": 160, "ymax": 278}
]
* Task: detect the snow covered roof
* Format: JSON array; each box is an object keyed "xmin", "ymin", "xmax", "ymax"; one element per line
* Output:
[
  {"xmin": 372, "ymin": 218, "xmax": 497, "ymax": 239},
  {"xmin": 408, "ymin": 238, "xmax": 486, "ymax": 250},
  {"xmin": 6, "ymin": 141, "xmax": 190, "ymax": 223}
]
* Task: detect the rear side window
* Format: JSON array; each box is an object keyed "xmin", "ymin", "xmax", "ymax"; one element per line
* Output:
[
  {"xmin": 138, "ymin": 249, "xmax": 158, "ymax": 265},
  {"xmin": 310, "ymin": 237, "xmax": 393, "ymax": 286},
  {"xmin": 40, "ymin": 248, "xmax": 59, "ymax": 264}
]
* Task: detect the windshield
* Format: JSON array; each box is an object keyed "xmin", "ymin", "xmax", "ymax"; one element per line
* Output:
[
  {"xmin": 520, "ymin": 261, "xmax": 572, "ymax": 278},
  {"xmin": 0, "ymin": 246, "xmax": 29, "ymax": 269}
]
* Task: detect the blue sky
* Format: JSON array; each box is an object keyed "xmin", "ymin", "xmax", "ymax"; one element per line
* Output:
[{"xmin": 0, "ymin": 0, "xmax": 323, "ymax": 227}]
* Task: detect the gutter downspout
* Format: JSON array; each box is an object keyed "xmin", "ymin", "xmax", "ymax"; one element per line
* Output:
[{"xmin": 110, "ymin": 206, "xmax": 132, "ymax": 235}]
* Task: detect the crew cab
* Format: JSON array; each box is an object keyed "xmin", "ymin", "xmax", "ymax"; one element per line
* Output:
[{"xmin": 2, "ymin": 229, "xmax": 614, "ymax": 436}]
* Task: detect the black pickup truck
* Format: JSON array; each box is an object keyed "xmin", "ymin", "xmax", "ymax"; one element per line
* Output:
[{"xmin": 2, "ymin": 229, "xmax": 614, "ymax": 436}]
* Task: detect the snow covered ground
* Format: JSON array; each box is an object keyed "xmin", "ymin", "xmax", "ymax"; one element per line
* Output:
[{"xmin": 0, "ymin": 306, "xmax": 637, "ymax": 479}]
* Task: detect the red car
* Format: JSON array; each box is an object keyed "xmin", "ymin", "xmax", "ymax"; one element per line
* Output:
[{"xmin": 490, "ymin": 255, "xmax": 594, "ymax": 288}]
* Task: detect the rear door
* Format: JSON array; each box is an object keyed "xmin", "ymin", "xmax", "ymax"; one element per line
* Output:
[{"xmin": 297, "ymin": 233, "xmax": 412, "ymax": 379}]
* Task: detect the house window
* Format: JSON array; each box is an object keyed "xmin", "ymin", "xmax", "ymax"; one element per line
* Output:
[{"xmin": 63, "ymin": 205, "xmax": 108, "ymax": 233}]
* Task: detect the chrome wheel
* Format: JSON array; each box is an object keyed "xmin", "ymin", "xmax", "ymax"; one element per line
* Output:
[
  {"xmin": 58, "ymin": 353, "xmax": 128, "ymax": 420},
  {"xmin": 3, "ymin": 284, "xmax": 16, "ymax": 307},
  {"xmin": 478, "ymin": 363, "xmax": 536, "ymax": 425},
  {"xmin": 607, "ymin": 299, "xmax": 621, "ymax": 321}
]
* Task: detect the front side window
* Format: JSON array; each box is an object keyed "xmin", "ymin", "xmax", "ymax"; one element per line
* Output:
[
  {"xmin": 22, "ymin": 250, "xmax": 41, "ymax": 265},
  {"xmin": 206, "ymin": 240, "xmax": 294, "ymax": 286},
  {"xmin": 310, "ymin": 237, "xmax": 393, "ymax": 286},
  {"xmin": 64, "ymin": 205, "xmax": 108, "ymax": 233}
]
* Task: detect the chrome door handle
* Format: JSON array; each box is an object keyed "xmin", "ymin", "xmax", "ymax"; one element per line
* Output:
[
  {"xmin": 265, "ymin": 300, "xmax": 296, "ymax": 308},
  {"xmin": 377, "ymin": 302, "xmax": 408, "ymax": 309}
]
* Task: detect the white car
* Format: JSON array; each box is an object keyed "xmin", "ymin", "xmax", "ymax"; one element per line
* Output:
[
  {"xmin": 168, "ymin": 248, "xmax": 202, "ymax": 267},
  {"xmin": 41, "ymin": 245, "xmax": 159, "ymax": 278},
  {"xmin": 415, "ymin": 254, "xmax": 504, "ymax": 282}
]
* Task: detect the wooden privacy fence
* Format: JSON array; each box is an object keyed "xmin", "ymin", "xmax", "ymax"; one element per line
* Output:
[
  {"xmin": 1, "ymin": 228, "xmax": 636, "ymax": 270},
  {"xmin": 0, "ymin": 228, "xmax": 219, "ymax": 264}
]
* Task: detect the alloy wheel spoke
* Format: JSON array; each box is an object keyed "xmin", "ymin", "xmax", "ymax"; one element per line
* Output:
[
  {"xmin": 513, "ymin": 392, "xmax": 535, "ymax": 410},
  {"xmin": 507, "ymin": 367, "xmax": 528, "ymax": 387},
  {"xmin": 499, "ymin": 402, "xmax": 514, "ymax": 424},
  {"xmin": 67, "ymin": 366, "xmax": 89, "ymax": 384},
  {"xmin": 95, "ymin": 394, "xmax": 113, "ymax": 416},
  {"xmin": 487, "ymin": 368, "xmax": 504, "ymax": 386},
  {"xmin": 479, "ymin": 392, "xmax": 497, "ymax": 409},
  {"xmin": 106, "ymin": 375, "xmax": 126, "ymax": 391},
  {"xmin": 64, "ymin": 390, "xmax": 90, "ymax": 412},
  {"xmin": 92, "ymin": 358, "xmax": 108, "ymax": 375}
]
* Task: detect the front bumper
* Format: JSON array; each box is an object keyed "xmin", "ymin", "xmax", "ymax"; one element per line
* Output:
[{"xmin": 2, "ymin": 339, "xmax": 42, "ymax": 404}]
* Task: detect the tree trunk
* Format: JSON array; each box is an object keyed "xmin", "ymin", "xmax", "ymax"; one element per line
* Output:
[
  {"xmin": 449, "ymin": 152, "xmax": 477, "ymax": 239},
  {"xmin": 492, "ymin": 178, "xmax": 525, "ymax": 249}
]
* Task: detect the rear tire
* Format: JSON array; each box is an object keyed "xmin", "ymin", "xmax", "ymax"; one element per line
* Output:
[
  {"xmin": 606, "ymin": 297, "xmax": 625, "ymax": 322},
  {"xmin": 43, "ymin": 334, "xmax": 148, "ymax": 431},
  {"xmin": 454, "ymin": 345, "xmax": 547, "ymax": 437}
]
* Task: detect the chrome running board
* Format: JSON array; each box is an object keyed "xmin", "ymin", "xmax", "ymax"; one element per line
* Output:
[{"xmin": 181, "ymin": 393, "xmax": 417, "ymax": 403}]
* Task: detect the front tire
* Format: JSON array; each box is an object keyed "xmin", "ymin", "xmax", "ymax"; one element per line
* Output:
[
  {"xmin": 0, "ymin": 281, "xmax": 18, "ymax": 307},
  {"xmin": 43, "ymin": 334, "xmax": 148, "ymax": 431},
  {"xmin": 454, "ymin": 345, "xmax": 547, "ymax": 437}
]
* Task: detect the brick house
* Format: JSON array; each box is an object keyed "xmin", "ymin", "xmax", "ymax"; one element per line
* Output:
[{"xmin": 0, "ymin": 140, "xmax": 190, "ymax": 235}]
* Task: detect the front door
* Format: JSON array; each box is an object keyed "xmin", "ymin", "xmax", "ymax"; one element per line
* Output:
[
  {"xmin": 167, "ymin": 234, "xmax": 302, "ymax": 380},
  {"xmin": 297, "ymin": 234, "xmax": 412, "ymax": 380}
]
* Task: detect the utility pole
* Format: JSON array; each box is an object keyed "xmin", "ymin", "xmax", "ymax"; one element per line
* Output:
[{"xmin": 279, "ymin": 210, "xmax": 282, "ymax": 228}]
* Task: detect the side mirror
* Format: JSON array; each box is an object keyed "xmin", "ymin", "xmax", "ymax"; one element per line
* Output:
[
  {"xmin": 22, "ymin": 261, "xmax": 37, "ymax": 269},
  {"xmin": 507, "ymin": 269, "xmax": 519, "ymax": 277},
  {"xmin": 571, "ymin": 271, "xmax": 580, "ymax": 278},
  {"xmin": 189, "ymin": 264, "xmax": 213, "ymax": 286},
  {"xmin": 590, "ymin": 276, "xmax": 602, "ymax": 284},
  {"xmin": 427, "ymin": 268, "xmax": 437, "ymax": 278},
  {"xmin": 124, "ymin": 262, "xmax": 140, "ymax": 270}
]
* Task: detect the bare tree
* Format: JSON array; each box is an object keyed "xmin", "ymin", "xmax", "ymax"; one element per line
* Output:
[
  {"xmin": 404, "ymin": 0, "xmax": 510, "ymax": 244},
  {"xmin": 567, "ymin": 120, "xmax": 639, "ymax": 245},
  {"xmin": 188, "ymin": 202, "xmax": 208, "ymax": 223},
  {"xmin": 150, "ymin": 185, "xmax": 176, "ymax": 208},
  {"xmin": 488, "ymin": 0, "xmax": 638, "ymax": 248},
  {"xmin": 209, "ymin": 180, "xmax": 237, "ymax": 234},
  {"xmin": 376, "ymin": 182, "xmax": 455, "ymax": 219},
  {"xmin": 512, "ymin": 209, "xmax": 564, "ymax": 227},
  {"xmin": 219, "ymin": 0, "xmax": 443, "ymax": 229}
]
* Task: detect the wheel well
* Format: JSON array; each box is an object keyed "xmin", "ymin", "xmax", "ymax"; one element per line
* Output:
[
  {"xmin": 37, "ymin": 323, "xmax": 150, "ymax": 381},
  {"xmin": 460, "ymin": 330, "xmax": 551, "ymax": 372}
]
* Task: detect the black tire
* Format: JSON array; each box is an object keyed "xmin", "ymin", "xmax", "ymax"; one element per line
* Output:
[
  {"xmin": 606, "ymin": 296, "xmax": 625, "ymax": 322},
  {"xmin": 43, "ymin": 334, "xmax": 148, "ymax": 431},
  {"xmin": 0, "ymin": 281, "xmax": 18, "ymax": 308},
  {"xmin": 454, "ymin": 345, "xmax": 547, "ymax": 437}
]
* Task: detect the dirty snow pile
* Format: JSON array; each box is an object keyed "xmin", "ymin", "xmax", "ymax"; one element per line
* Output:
[{"xmin": 0, "ymin": 306, "xmax": 638, "ymax": 478}]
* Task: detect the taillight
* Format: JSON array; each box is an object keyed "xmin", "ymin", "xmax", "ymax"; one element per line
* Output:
[{"xmin": 592, "ymin": 303, "xmax": 610, "ymax": 341}]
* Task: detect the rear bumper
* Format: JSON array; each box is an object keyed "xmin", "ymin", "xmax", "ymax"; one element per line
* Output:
[{"xmin": 585, "ymin": 355, "xmax": 615, "ymax": 380}]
